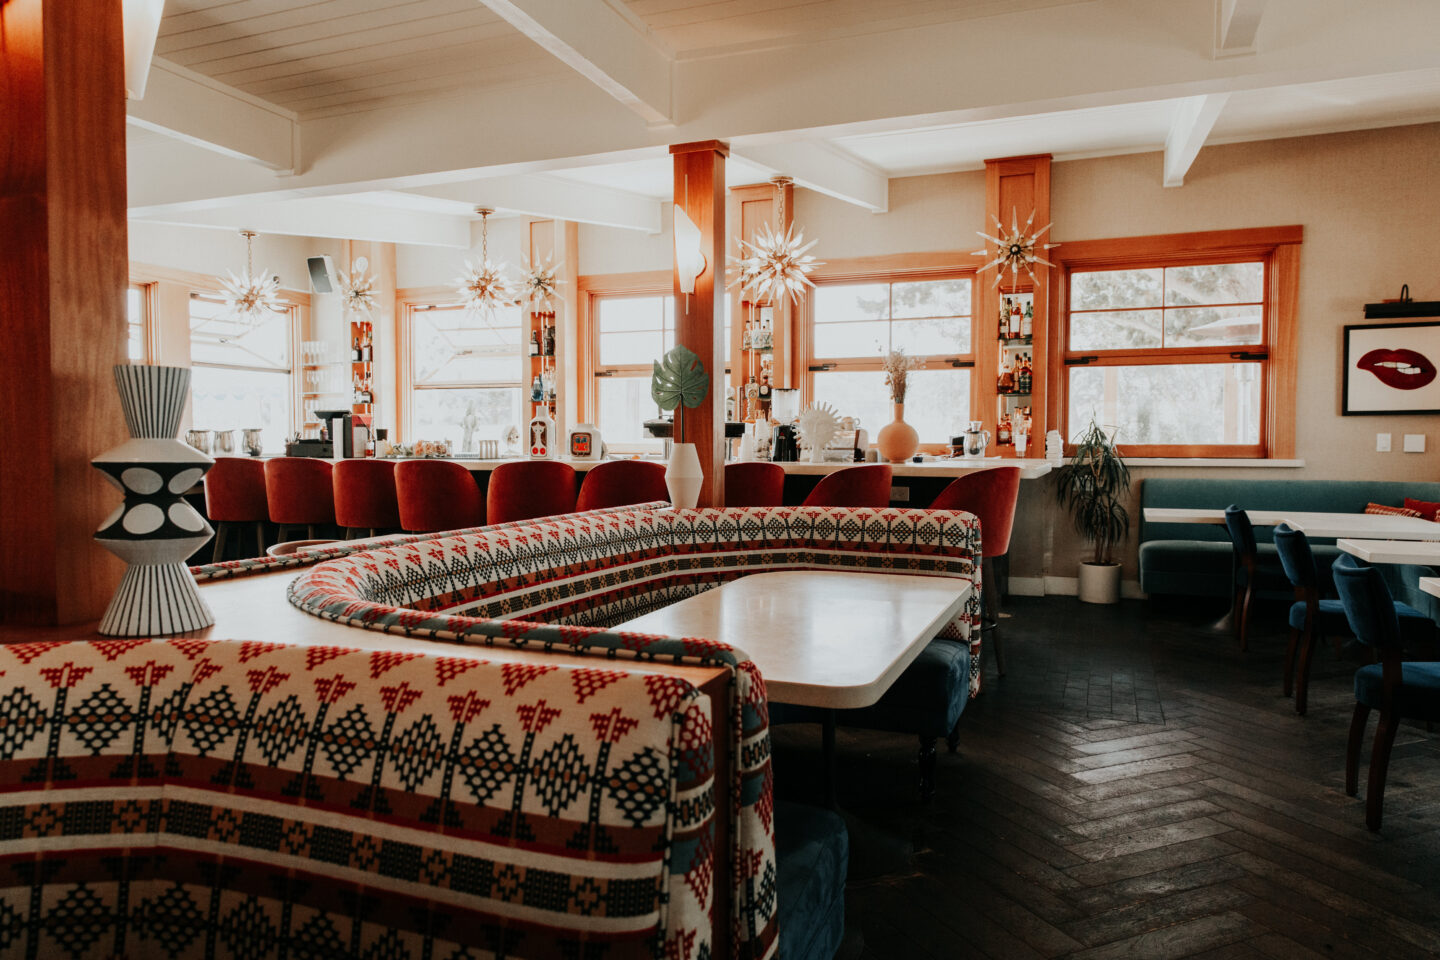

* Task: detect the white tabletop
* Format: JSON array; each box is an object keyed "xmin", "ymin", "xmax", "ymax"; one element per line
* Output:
[
  {"xmin": 1143, "ymin": 508, "xmax": 1440, "ymax": 541},
  {"xmin": 615, "ymin": 570, "xmax": 971, "ymax": 710},
  {"xmin": 1338, "ymin": 539, "xmax": 1440, "ymax": 565},
  {"xmin": 1420, "ymin": 578, "xmax": 1440, "ymax": 599},
  {"xmin": 1143, "ymin": 507, "xmax": 1288, "ymax": 526}
]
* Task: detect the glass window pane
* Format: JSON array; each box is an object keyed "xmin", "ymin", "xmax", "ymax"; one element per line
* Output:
[
  {"xmin": 597, "ymin": 376, "xmax": 663, "ymax": 446},
  {"xmin": 811, "ymin": 371, "xmax": 890, "ymax": 444},
  {"xmin": 1164, "ymin": 305, "xmax": 1263, "ymax": 347},
  {"xmin": 813, "ymin": 321, "xmax": 888, "ymax": 359},
  {"xmin": 892, "ymin": 279, "xmax": 971, "ymax": 320},
  {"xmin": 598, "ymin": 296, "xmax": 666, "ymax": 333},
  {"xmin": 1165, "ymin": 262, "xmax": 1263, "ymax": 306},
  {"xmin": 892, "ymin": 317, "xmax": 970, "ymax": 356},
  {"xmin": 189, "ymin": 297, "xmax": 290, "ymax": 369},
  {"xmin": 600, "ymin": 330, "xmax": 665, "ymax": 366},
  {"xmin": 1071, "ymin": 268, "xmax": 1163, "ymax": 311},
  {"xmin": 413, "ymin": 305, "xmax": 521, "ymax": 385},
  {"xmin": 190, "ymin": 367, "xmax": 291, "ymax": 455},
  {"xmin": 411, "ymin": 387, "xmax": 522, "ymax": 448},
  {"xmin": 814, "ymin": 283, "xmax": 890, "ymax": 323},
  {"xmin": 1068, "ymin": 362, "xmax": 1261, "ymax": 446},
  {"xmin": 127, "ymin": 287, "xmax": 145, "ymax": 363},
  {"xmin": 811, "ymin": 369, "xmax": 970, "ymax": 444},
  {"xmin": 1070, "ymin": 310, "xmax": 1163, "ymax": 351}
]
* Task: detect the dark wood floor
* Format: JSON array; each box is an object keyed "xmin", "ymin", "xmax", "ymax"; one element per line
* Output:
[{"xmin": 771, "ymin": 595, "xmax": 1440, "ymax": 960}]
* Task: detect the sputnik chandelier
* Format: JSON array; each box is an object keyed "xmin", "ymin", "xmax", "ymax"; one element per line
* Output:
[
  {"xmin": 521, "ymin": 253, "xmax": 563, "ymax": 310},
  {"xmin": 337, "ymin": 256, "xmax": 378, "ymax": 319},
  {"xmin": 454, "ymin": 208, "xmax": 516, "ymax": 320},
  {"xmin": 973, "ymin": 208, "xmax": 1057, "ymax": 287},
  {"xmin": 218, "ymin": 230, "xmax": 283, "ymax": 325},
  {"xmin": 730, "ymin": 177, "xmax": 823, "ymax": 305}
]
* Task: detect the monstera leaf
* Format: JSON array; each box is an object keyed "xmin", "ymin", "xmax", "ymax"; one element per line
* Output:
[{"xmin": 650, "ymin": 345, "xmax": 710, "ymax": 412}]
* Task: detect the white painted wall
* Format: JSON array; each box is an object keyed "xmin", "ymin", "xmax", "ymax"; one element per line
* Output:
[
  {"xmin": 128, "ymin": 220, "xmax": 343, "ymax": 292},
  {"xmin": 577, "ymin": 204, "xmax": 673, "ymax": 275},
  {"xmin": 395, "ymin": 216, "xmax": 528, "ymax": 289}
]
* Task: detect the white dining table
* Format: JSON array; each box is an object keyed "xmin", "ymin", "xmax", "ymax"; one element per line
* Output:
[
  {"xmin": 1338, "ymin": 539, "xmax": 1440, "ymax": 565},
  {"xmin": 1143, "ymin": 508, "xmax": 1440, "ymax": 541},
  {"xmin": 1420, "ymin": 578, "xmax": 1440, "ymax": 599}
]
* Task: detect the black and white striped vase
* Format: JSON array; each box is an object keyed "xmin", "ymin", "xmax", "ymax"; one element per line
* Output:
[{"xmin": 93, "ymin": 365, "xmax": 216, "ymax": 636}]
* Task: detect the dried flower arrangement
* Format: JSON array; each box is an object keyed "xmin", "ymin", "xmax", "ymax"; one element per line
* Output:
[{"xmin": 883, "ymin": 349, "xmax": 920, "ymax": 402}]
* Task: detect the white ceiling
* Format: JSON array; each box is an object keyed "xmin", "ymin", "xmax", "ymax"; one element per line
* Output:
[{"xmin": 546, "ymin": 154, "xmax": 779, "ymax": 198}]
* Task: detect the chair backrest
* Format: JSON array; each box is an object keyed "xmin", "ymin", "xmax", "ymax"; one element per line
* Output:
[
  {"xmin": 395, "ymin": 459, "xmax": 485, "ymax": 532},
  {"xmin": 332, "ymin": 458, "xmax": 401, "ymax": 529},
  {"xmin": 1272, "ymin": 522, "xmax": 1317, "ymax": 590},
  {"xmin": 575, "ymin": 459, "xmax": 669, "ymax": 512},
  {"xmin": 487, "ymin": 459, "xmax": 578, "ymax": 524},
  {"xmin": 725, "ymin": 462, "xmax": 786, "ymax": 507},
  {"xmin": 1332, "ymin": 554, "xmax": 1404, "ymax": 650},
  {"xmin": 263, "ymin": 457, "xmax": 335, "ymax": 525},
  {"xmin": 205, "ymin": 456, "xmax": 269, "ymax": 523},
  {"xmin": 1223, "ymin": 504, "xmax": 1257, "ymax": 558},
  {"xmin": 928, "ymin": 467, "xmax": 1022, "ymax": 558},
  {"xmin": 801, "ymin": 464, "xmax": 893, "ymax": 508}
]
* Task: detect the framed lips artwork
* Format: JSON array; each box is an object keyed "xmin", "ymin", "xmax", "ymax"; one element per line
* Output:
[{"xmin": 1343, "ymin": 320, "xmax": 1440, "ymax": 415}]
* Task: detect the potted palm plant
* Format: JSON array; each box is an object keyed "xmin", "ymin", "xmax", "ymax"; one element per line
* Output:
[
  {"xmin": 1055, "ymin": 418, "xmax": 1131, "ymax": 604},
  {"xmin": 651, "ymin": 344, "xmax": 710, "ymax": 508}
]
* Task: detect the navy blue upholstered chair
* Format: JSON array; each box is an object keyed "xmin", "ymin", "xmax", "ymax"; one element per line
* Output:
[
  {"xmin": 1224, "ymin": 505, "xmax": 1266, "ymax": 651},
  {"xmin": 1274, "ymin": 524, "xmax": 1432, "ymax": 715},
  {"xmin": 1332, "ymin": 554, "xmax": 1440, "ymax": 831},
  {"xmin": 774, "ymin": 802, "xmax": 848, "ymax": 960}
]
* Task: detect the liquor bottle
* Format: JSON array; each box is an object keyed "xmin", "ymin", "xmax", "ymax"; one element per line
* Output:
[
  {"xmin": 1011, "ymin": 300, "xmax": 1024, "ymax": 338},
  {"xmin": 545, "ymin": 371, "xmax": 555, "ymax": 400},
  {"xmin": 997, "ymin": 414, "xmax": 1012, "ymax": 446},
  {"xmin": 529, "ymin": 330, "xmax": 540, "ymax": 356},
  {"xmin": 1022, "ymin": 301, "xmax": 1034, "ymax": 338},
  {"xmin": 352, "ymin": 335, "xmax": 361, "ymax": 361},
  {"xmin": 543, "ymin": 325, "xmax": 555, "ymax": 357},
  {"xmin": 531, "ymin": 374, "xmax": 543, "ymax": 402},
  {"xmin": 758, "ymin": 374, "xmax": 771, "ymax": 400},
  {"xmin": 999, "ymin": 297, "xmax": 1011, "ymax": 337},
  {"xmin": 997, "ymin": 356, "xmax": 1015, "ymax": 394},
  {"xmin": 361, "ymin": 328, "xmax": 372, "ymax": 362}
]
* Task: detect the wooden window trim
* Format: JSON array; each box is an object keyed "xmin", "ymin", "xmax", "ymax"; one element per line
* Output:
[
  {"xmin": 1047, "ymin": 225, "xmax": 1302, "ymax": 459},
  {"xmin": 577, "ymin": 271, "xmax": 673, "ymax": 427}
]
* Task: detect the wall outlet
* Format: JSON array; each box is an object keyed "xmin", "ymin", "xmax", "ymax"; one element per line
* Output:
[
  {"xmin": 1377, "ymin": 433, "xmax": 1392, "ymax": 452},
  {"xmin": 890, "ymin": 485, "xmax": 909, "ymax": 502},
  {"xmin": 1405, "ymin": 433, "xmax": 1426, "ymax": 453}
]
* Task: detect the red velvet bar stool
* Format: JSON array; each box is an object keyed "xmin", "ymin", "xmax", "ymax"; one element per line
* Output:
[
  {"xmin": 263, "ymin": 457, "xmax": 336, "ymax": 543},
  {"xmin": 801, "ymin": 464, "xmax": 893, "ymax": 507},
  {"xmin": 204, "ymin": 457, "xmax": 269, "ymax": 561},
  {"xmin": 575, "ymin": 460, "xmax": 669, "ymax": 512},
  {"xmin": 930, "ymin": 466, "xmax": 1022, "ymax": 679},
  {"xmin": 395, "ymin": 459, "xmax": 485, "ymax": 533},
  {"xmin": 487, "ymin": 460, "xmax": 577, "ymax": 525},
  {"xmin": 725, "ymin": 462, "xmax": 786, "ymax": 507},
  {"xmin": 333, "ymin": 459, "xmax": 402, "ymax": 539}
]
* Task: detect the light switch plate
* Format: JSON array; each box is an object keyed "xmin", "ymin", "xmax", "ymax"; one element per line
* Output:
[
  {"xmin": 1377, "ymin": 433, "xmax": 1392, "ymax": 452},
  {"xmin": 1404, "ymin": 433, "xmax": 1426, "ymax": 453}
]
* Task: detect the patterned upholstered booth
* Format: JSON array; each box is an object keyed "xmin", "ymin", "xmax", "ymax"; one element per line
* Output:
[{"xmin": 0, "ymin": 638, "xmax": 720, "ymax": 959}]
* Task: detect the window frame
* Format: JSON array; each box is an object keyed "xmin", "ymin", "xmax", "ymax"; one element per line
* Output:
[
  {"xmin": 127, "ymin": 281, "xmax": 155, "ymax": 364},
  {"xmin": 398, "ymin": 294, "xmax": 525, "ymax": 444},
  {"xmin": 1049, "ymin": 226, "xmax": 1302, "ymax": 459},
  {"xmin": 187, "ymin": 291, "xmax": 301, "ymax": 453},
  {"xmin": 799, "ymin": 259, "xmax": 980, "ymax": 451}
]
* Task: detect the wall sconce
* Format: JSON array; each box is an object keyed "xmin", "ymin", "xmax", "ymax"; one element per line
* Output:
[
  {"xmin": 674, "ymin": 204, "xmax": 707, "ymax": 295},
  {"xmin": 123, "ymin": 0, "xmax": 165, "ymax": 100}
]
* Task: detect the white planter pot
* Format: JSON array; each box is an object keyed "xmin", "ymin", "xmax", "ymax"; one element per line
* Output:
[
  {"xmin": 665, "ymin": 442, "xmax": 703, "ymax": 508},
  {"xmin": 1077, "ymin": 562, "xmax": 1122, "ymax": 605}
]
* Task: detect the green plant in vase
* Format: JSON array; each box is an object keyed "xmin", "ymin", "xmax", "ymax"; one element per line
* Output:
[
  {"xmin": 1055, "ymin": 418, "xmax": 1131, "ymax": 603},
  {"xmin": 651, "ymin": 344, "xmax": 710, "ymax": 508}
]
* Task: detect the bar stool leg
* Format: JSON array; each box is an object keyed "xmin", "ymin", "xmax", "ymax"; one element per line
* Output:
[
  {"xmin": 212, "ymin": 523, "xmax": 229, "ymax": 563},
  {"xmin": 822, "ymin": 711, "xmax": 837, "ymax": 810},
  {"xmin": 254, "ymin": 522, "xmax": 266, "ymax": 558}
]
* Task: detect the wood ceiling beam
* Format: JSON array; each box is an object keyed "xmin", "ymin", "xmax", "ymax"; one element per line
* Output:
[
  {"xmin": 730, "ymin": 141, "xmax": 889, "ymax": 213},
  {"xmin": 1163, "ymin": 93, "xmax": 1230, "ymax": 187},
  {"xmin": 126, "ymin": 58, "xmax": 300, "ymax": 172},
  {"xmin": 475, "ymin": 0, "xmax": 673, "ymax": 126},
  {"xmin": 1214, "ymin": 0, "xmax": 1269, "ymax": 58},
  {"xmin": 408, "ymin": 174, "xmax": 664, "ymax": 234},
  {"xmin": 131, "ymin": 197, "xmax": 473, "ymax": 249}
]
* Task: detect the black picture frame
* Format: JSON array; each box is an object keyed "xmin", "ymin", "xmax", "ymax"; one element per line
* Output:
[{"xmin": 1342, "ymin": 319, "xmax": 1440, "ymax": 415}]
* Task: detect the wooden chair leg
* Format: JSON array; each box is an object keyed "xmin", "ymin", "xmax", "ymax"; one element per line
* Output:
[
  {"xmin": 1346, "ymin": 702, "xmax": 1371, "ymax": 796},
  {"xmin": 1237, "ymin": 583, "xmax": 1254, "ymax": 652},
  {"xmin": 1366, "ymin": 711, "xmax": 1399, "ymax": 832},
  {"xmin": 211, "ymin": 522, "xmax": 229, "ymax": 563},
  {"xmin": 254, "ymin": 521, "xmax": 267, "ymax": 558},
  {"xmin": 918, "ymin": 736, "xmax": 937, "ymax": 801},
  {"xmin": 1295, "ymin": 629, "xmax": 1320, "ymax": 716},
  {"xmin": 307, "ymin": 524, "xmax": 319, "ymax": 541},
  {"xmin": 1282, "ymin": 626, "xmax": 1301, "ymax": 697},
  {"xmin": 946, "ymin": 720, "xmax": 961, "ymax": 754}
]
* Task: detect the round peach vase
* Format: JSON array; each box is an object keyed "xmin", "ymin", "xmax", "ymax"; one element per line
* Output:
[{"xmin": 876, "ymin": 402, "xmax": 919, "ymax": 463}]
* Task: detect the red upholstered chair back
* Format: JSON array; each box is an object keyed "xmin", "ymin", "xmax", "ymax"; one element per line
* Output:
[
  {"xmin": 575, "ymin": 459, "xmax": 670, "ymax": 512},
  {"xmin": 263, "ymin": 457, "xmax": 335, "ymax": 526},
  {"xmin": 395, "ymin": 459, "xmax": 485, "ymax": 532},
  {"xmin": 801, "ymin": 464, "xmax": 893, "ymax": 508},
  {"xmin": 725, "ymin": 462, "xmax": 786, "ymax": 507},
  {"xmin": 333, "ymin": 458, "xmax": 402, "ymax": 531},
  {"xmin": 205, "ymin": 457, "xmax": 268, "ymax": 522},
  {"xmin": 929, "ymin": 466, "xmax": 1022, "ymax": 558},
  {"xmin": 487, "ymin": 460, "xmax": 578, "ymax": 525}
]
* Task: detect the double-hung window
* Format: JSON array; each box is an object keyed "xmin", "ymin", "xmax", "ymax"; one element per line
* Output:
[
  {"xmin": 407, "ymin": 302, "xmax": 524, "ymax": 447},
  {"xmin": 127, "ymin": 284, "xmax": 150, "ymax": 363},
  {"xmin": 807, "ymin": 276, "xmax": 974, "ymax": 443},
  {"xmin": 189, "ymin": 294, "xmax": 295, "ymax": 454}
]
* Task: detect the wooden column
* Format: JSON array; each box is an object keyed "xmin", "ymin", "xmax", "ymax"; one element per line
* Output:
[
  {"xmin": 1, "ymin": 0, "xmax": 130, "ymax": 626},
  {"xmin": 671, "ymin": 140, "xmax": 729, "ymax": 508}
]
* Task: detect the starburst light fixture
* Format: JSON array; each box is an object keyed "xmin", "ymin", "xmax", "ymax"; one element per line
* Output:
[
  {"xmin": 729, "ymin": 177, "xmax": 823, "ymax": 305},
  {"xmin": 521, "ymin": 254, "xmax": 563, "ymax": 310},
  {"xmin": 217, "ymin": 230, "xmax": 283, "ymax": 326},
  {"xmin": 973, "ymin": 208, "xmax": 1058, "ymax": 287},
  {"xmin": 337, "ymin": 256, "xmax": 378, "ymax": 319},
  {"xmin": 454, "ymin": 208, "xmax": 516, "ymax": 320}
]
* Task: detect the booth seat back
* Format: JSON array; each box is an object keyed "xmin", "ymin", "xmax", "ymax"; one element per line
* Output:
[{"xmin": 0, "ymin": 638, "xmax": 719, "ymax": 960}]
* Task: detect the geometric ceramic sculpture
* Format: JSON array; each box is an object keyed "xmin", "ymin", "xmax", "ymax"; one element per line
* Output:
[{"xmin": 93, "ymin": 365, "xmax": 216, "ymax": 635}]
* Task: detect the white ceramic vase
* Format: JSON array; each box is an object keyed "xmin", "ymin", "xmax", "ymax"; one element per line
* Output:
[
  {"xmin": 93, "ymin": 365, "xmax": 216, "ymax": 636},
  {"xmin": 1077, "ymin": 562, "xmax": 1121, "ymax": 605},
  {"xmin": 665, "ymin": 442, "xmax": 703, "ymax": 509}
]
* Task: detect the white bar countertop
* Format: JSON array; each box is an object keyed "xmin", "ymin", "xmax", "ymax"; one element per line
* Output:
[
  {"xmin": 1338, "ymin": 539, "xmax": 1440, "ymax": 565},
  {"xmin": 1420, "ymin": 577, "xmax": 1440, "ymax": 599},
  {"xmin": 389, "ymin": 456, "xmax": 1054, "ymax": 480}
]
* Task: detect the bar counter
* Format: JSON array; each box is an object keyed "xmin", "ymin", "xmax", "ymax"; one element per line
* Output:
[{"xmin": 389, "ymin": 455, "xmax": 1055, "ymax": 480}]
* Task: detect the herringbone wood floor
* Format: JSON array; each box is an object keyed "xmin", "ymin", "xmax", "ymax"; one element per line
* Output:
[{"xmin": 771, "ymin": 596, "xmax": 1440, "ymax": 960}]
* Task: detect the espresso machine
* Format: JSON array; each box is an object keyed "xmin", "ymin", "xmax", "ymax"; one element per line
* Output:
[
  {"xmin": 769, "ymin": 388, "xmax": 801, "ymax": 462},
  {"xmin": 310, "ymin": 409, "xmax": 371, "ymax": 458}
]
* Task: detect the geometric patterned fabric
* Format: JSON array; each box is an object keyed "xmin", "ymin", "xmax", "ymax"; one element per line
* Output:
[
  {"xmin": 0, "ymin": 638, "xmax": 714, "ymax": 959},
  {"xmin": 287, "ymin": 505, "xmax": 983, "ymax": 960}
]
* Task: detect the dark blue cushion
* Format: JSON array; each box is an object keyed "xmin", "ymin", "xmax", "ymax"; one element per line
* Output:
[
  {"xmin": 775, "ymin": 801, "xmax": 848, "ymax": 960},
  {"xmin": 1290, "ymin": 598, "xmax": 1433, "ymax": 637},
  {"xmin": 1354, "ymin": 662, "xmax": 1440, "ymax": 721}
]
